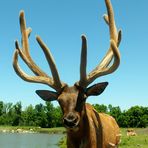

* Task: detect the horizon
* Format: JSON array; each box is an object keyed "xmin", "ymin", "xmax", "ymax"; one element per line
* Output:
[{"xmin": 0, "ymin": 0, "xmax": 148, "ymax": 110}]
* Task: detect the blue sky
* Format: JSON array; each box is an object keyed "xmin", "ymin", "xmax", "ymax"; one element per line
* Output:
[{"xmin": 0, "ymin": 0, "xmax": 148, "ymax": 110}]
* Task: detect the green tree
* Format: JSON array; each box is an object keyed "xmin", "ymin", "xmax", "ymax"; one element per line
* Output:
[
  {"xmin": 0, "ymin": 102, "xmax": 14, "ymax": 125},
  {"xmin": 52, "ymin": 106, "xmax": 63, "ymax": 127},
  {"xmin": 93, "ymin": 104, "xmax": 108, "ymax": 113},
  {"xmin": 21, "ymin": 105, "xmax": 36, "ymax": 126},
  {"xmin": 34, "ymin": 103, "xmax": 48, "ymax": 127},
  {"xmin": 0, "ymin": 101, "xmax": 3, "ymax": 116},
  {"xmin": 45, "ymin": 102, "xmax": 56, "ymax": 127},
  {"xmin": 139, "ymin": 114, "xmax": 148, "ymax": 127},
  {"xmin": 126, "ymin": 106, "xmax": 148, "ymax": 127},
  {"xmin": 12, "ymin": 102, "xmax": 22, "ymax": 126},
  {"xmin": 108, "ymin": 104, "xmax": 122, "ymax": 125}
]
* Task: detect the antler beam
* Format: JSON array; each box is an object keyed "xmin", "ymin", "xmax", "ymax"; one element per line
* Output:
[{"xmin": 77, "ymin": 0, "xmax": 122, "ymax": 88}]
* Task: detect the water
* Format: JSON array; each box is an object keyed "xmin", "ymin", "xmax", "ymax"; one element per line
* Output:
[{"xmin": 0, "ymin": 133, "xmax": 64, "ymax": 148}]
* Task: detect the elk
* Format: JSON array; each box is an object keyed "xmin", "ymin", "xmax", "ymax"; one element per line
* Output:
[
  {"xmin": 13, "ymin": 0, "xmax": 122, "ymax": 147},
  {"xmin": 127, "ymin": 129, "xmax": 137, "ymax": 136}
]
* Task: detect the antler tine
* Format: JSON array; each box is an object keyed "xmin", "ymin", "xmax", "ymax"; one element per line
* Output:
[
  {"xmin": 77, "ymin": 0, "xmax": 121, "ymax": 87},
  {"xmin": 18, "ymin": 11, "xmax": 47, "ymax": 77},
  {"xmin": 79, "ymin": 35, "xmax": 87, "ymax": 87},
  {"xmin": 36, "ymin": 36, "xmax": 65, "ymax": 89},
  {"xmin": 13, "ymin": 10, "xmax": 66, "ymax": 92}
]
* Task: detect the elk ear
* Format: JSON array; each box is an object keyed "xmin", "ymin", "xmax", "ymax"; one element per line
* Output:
[
  {"xmin": 86, "ymin": 82, "xmax": 108, "ymax": 97},
  {"xmin": 36, "ymin": 90, "xmax": 58, "ymax": 101}
]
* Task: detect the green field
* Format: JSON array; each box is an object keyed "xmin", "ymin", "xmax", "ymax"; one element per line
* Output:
[
  {"xmin": 58, "ymin": 128, "xmax": 148, "ymax": 148},
  {"xmin": 119, "ymin": 128, "xmax": 148, "ymax": 148}
]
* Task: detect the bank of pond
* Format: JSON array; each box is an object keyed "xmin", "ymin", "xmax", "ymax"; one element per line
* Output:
[
  {"xmin": 0, "ymin": 126, "xmax": 65, "ymax": 148},
  {"xmin": 0, "ymin": 126, "xmax": 66, "ymax": 134}
]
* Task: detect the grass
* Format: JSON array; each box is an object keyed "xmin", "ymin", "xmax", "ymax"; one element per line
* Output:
[
  {"xmin": 119, "ymin": 128, "xmax": 148, "ymax": 148},
  {"xmin": 58, "ymin": 128, "xmax": 148, "ymax": 148},
  {"xmin": 58, "ymin": 136, "xmax": 67, "ymax": 148}
]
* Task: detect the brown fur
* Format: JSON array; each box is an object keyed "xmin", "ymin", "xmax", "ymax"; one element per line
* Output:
[{"xmin": 66, "ymin": 103, "xmax": 120, "ymax": 148}]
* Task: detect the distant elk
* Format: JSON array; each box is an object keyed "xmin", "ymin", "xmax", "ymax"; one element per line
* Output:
[
  {"xmin": 127, "ymin": 129, "xmax": 137, "ymax": 136},
  {"xmin": 13, "ymin": 0, "xmax": 122, "ymax": 147}
]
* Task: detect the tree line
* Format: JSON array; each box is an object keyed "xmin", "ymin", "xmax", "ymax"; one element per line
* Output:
[{"xmin": 0, "ymin": 101, "xmax": 147, "ymax": 128}]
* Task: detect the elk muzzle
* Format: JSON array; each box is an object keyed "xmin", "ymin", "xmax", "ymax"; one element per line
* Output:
[{"xmin": 63, "ymin": 112, "xmax": 80, "ymax": 128}]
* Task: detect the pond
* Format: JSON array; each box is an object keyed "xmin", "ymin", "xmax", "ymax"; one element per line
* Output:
[{"xmin": 0, "ymin": 133, "xmax": 64, "ymax": 148}]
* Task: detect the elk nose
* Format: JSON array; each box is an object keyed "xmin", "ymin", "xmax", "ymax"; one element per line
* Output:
[{"xmin": 63, "ymin": 112, "xmax": 78, "ymax": 128}]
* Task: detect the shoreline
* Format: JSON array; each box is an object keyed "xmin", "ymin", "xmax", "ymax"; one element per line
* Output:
[{"xmin": 0, "ymin": 126, "xmax": 66, "ymax": 134}]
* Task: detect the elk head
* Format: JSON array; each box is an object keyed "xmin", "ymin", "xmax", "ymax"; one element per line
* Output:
[{"xmin": 13, "ymin": 0, "xmax": 121, "ymax": 130}]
